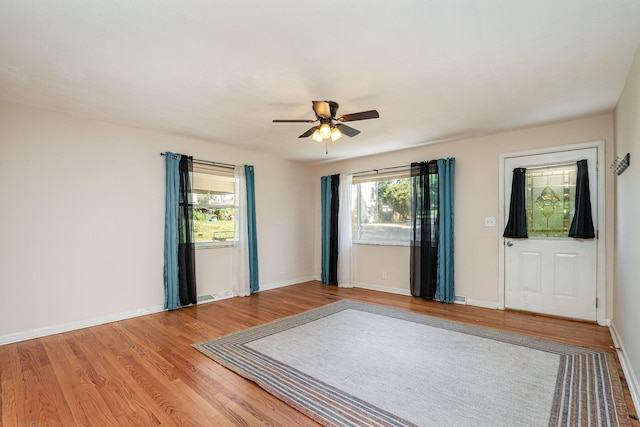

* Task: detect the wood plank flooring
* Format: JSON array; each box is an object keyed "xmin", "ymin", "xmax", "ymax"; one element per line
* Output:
[{"xmin": 1, "ymin": 281, "xmax": 637, "ymax": 426}]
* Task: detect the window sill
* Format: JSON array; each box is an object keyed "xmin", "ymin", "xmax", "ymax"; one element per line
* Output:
[
  {"xmin": 195, "ymin": 242, "xmax": 235, "ymax": 250},
  {"xmin": 352, "ymin": 240, "xmax": 409, "ymax": 247}
]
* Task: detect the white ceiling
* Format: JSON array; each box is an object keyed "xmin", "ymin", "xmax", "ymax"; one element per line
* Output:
[{"xmin": 2, "ymin": 1, "xmax": 640, "ymax": 164}]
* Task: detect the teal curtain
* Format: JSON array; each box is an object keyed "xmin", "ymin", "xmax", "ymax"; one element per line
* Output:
[
  {"xmin": 321, "ymin": 176, "xmax": 331, "ymax": 284},
  {"xmin": 320, "ymin": 175, "xmax": 339, "ymax": 284},
  {"xmin": 164, "ymin": 152, "xmax": 197, "ymax": 310},
  {"xmin": 164, "ymin": 152, "xmax": 181, "ymax": 310},
  {"xmin": 435, "ymin": 158, "xmax": 455, "ymax": 303},
  {"xmin": 245, "ymin": 165, "xmax": 260, "ymax": 293},
  {"xmin": 410, "ymin": 158, "xmax": 455, "ymax": 302}
]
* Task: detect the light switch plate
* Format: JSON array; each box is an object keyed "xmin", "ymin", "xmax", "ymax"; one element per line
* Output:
[{"xmin": 484, "ymin": 217, "xmax": 496, "ymax": 227}]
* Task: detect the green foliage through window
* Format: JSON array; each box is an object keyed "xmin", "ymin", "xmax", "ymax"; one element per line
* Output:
[
  {"xmin": 192, "ymin": 170, "xmax": 236, "ymax": 244},
  {"xmin": 379, "ymin": 179, "xmax": 410, "ymax": 222},
  {"xmin": 353, "ymin": 174, "xmax": 411, "ymax": 242}
]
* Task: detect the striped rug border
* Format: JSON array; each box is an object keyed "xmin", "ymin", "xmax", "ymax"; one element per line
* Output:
[{"xmin": 193, "ymin": 300, "xmax": 630, "ymax": 427}]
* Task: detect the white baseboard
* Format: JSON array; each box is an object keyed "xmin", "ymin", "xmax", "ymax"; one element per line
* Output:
[
  {"xmin": 0, "ymin": 278, "xmax": 502, "ymax": 346},
  {"xmin": 599, "ymin": 318, "xmax": 612, "ymax": 327},
  {"xmin": 197, "ymin": 290, "xmax": 234, "ymax": 303},
  {"xmin": 353, "ymin": 282, "xmax": 412, "ymax": 296},
  {"xmin": 352, "ymin": 283, "xmax": 502, "ymax": 311},
  {"xmin": 259, "ymin": 276, "xmax": 316, "ymax": 291},
  {"xmin": 609, "ymin": 320, "xmax": 640, "ymax": 415},
  {"xmin": 0, "ymin": 277, "xmax": 320, "ymax": 346},
  {"xmin": 0, "ymin": 304, "xmax": 165, "ymax": 346},
  {"xmin": 466, "ymin": 298, "xmax": 500, "ymax": 310}
]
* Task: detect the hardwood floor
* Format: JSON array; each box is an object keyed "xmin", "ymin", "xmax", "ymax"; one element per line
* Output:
[{"xmin": 1, "ymin": 281, "xmax": 637, "ymax": 426}]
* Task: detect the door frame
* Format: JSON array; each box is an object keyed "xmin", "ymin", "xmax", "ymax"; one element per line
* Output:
[{"xmin": 498, "ymin": 141, "xmax": 606, "ymax": 325}]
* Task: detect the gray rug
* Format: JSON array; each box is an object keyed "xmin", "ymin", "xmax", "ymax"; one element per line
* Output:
[{"xmin": 193, "ymin": 300, "xmax": 630, "ymax": 427}]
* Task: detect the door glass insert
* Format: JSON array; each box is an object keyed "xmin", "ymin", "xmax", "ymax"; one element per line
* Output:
[{"xmin": 526, "ymin": 163, "xmax": 576, "ymax": 237}]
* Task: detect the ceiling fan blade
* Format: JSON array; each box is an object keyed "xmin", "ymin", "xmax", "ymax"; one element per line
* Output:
[
  {"xmin": 335, "ymin": 123, "xmax": 360, "ymax": 137},
  {"xmin": 273, "ymin": 119, "xmax": 316, "ymax": 123},
  {"xmin": 337, "ymin": 110, "xmax": 379, "ymax": 122},
  {"xmin": 298, "ymin": 126, "xmax": 318, "ymax": 138}
]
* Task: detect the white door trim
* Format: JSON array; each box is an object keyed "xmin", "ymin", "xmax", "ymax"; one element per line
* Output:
[{"xmin": 498, "ymin": 140, "xmax": 606, "ymax": 325}]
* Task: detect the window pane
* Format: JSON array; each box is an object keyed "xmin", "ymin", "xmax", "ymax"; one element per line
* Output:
[
  {"xmin": 192, "ymin": 171, "xmax": 236, "ymax": 243},
  {"xmin": 353, "ymin": 177, "xmax": 411, "ymax": 242},
  {"xmin": 526, "ymin": 164, "xmax": 576, "ymax": 237}
]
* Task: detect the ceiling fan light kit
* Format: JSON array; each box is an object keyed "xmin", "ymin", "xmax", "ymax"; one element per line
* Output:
[
  {"xmin": 273, "ymin": 100, "xmax": 379, "ymax": 145},
  {"xmin": 312, "ymin": 129, "xmax": 323, "ymax": 142},
  {"xmin": 320, "ymin": 123, "xmax": 331, "ymax": 138},
  {"xmin": 330, "ymin": 126, "xmax": 342, "ymax": 142},
  {"xmin": 311, "ymin": 122, "xmax": 342, "ymax": 143}
]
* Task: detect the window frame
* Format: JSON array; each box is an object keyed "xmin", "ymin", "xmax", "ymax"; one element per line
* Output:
[{"xmin": 191, "ymin": 163, "xmax": 237, "ymax": 249}]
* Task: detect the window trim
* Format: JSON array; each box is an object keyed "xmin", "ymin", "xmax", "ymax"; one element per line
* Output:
[
  {"xmin": 352, "ymin": 239, "xmax": 409, "ymax": 247},
  {"xmin": 195, "ymin": 240, "xmax": 234, "ymax": 249}
]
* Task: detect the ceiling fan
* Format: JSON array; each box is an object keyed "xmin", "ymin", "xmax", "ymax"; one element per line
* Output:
[{"xmin": 273, "ymin": 101, "xmax": 379, "ymax": 142}]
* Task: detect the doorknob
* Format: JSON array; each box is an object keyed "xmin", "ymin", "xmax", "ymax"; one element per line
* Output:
[{"xmin": 506, "ymin": 241, "xmax": 514, "ymax": 247}]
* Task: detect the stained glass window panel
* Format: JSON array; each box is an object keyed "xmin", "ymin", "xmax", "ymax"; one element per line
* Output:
[{"xmin": 526, "ymin": 164, "xmax": 576, "ymax": 237}]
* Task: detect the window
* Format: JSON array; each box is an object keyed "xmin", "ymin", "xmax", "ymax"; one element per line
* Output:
[
  {"xmin": 526, "ymin": 163, "xmax": 577, "ymax": 237},
  {"xmin": 191, "ymin": 164, "xmax": 236, "ymax": 247},
  {"xmin": 352, "ymin": 170, "xmax": 411, "ymax": 244}
]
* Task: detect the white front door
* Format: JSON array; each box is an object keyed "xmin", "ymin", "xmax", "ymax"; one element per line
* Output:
[{"xmin": 503, "ymin": 147, "xmax": 598, "ymax": 321}]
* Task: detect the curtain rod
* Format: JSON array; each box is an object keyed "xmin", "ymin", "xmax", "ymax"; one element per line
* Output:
[
  {"xmin": 160, "ymin": 152, "xmax": 234, "ymax": 169},
  {"xmin": 352, "ymin": 164, "xmax": 410, "ymax": 176}
]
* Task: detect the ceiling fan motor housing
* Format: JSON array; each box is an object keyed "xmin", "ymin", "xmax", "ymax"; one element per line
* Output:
[{"xmin": 313, "ymin": 100, "xmax": 339, "ymax": 119}]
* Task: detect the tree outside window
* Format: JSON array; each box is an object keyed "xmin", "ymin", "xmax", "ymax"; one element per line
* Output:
[{"xmin": 353, "ymin": 173, "xmax": 411, "ymax": 243}]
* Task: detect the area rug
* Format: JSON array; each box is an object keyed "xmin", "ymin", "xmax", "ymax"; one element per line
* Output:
[{"xmin": 193, "ymin": 300, "xmax": 630, "ymax": 427}]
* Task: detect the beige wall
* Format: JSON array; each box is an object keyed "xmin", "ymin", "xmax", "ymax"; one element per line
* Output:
[
  {"xmin": 0, "ymin": 99, "xmax": 621, "ymax": 349},
  {"xmin": 0, "ymin": 101, "xmax": 316, "ymax": 341},
  {"xmin": 314, "ymin": 114, "xmax": 615, "ymax": 312},
  {"xmin": 613, "ymin": 46, "xmax": 640, "ymax": 408}
]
